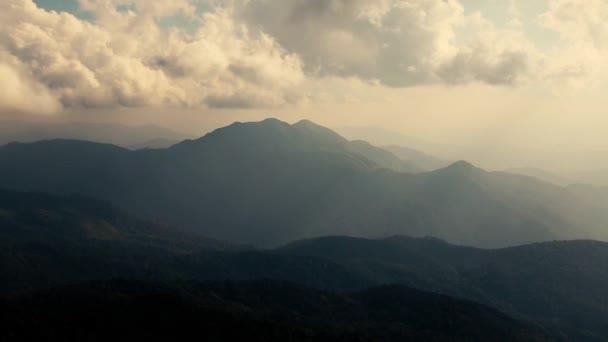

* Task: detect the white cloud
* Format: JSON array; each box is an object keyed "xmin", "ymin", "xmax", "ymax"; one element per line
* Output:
[
  {"xmin": 0, "ymin": 0, "xmax": 304, "ymax": 114},
  {"xmin": 437, "ymin": 12, "xmax": 539, "ymax": 85},
  {"xmin": 238, "ymin": 0, "xmax": 539, "ymax": 87},
  {"xmin": 0, "ymin": 0, "xmax": 605, "ymax": 115},
  {"xmin": 0, "ymin": 56, "xmax": 61, "ymax": 115},
  {"xmin": 538, "ymin": 0, "xmax": 608, "ymax": 90}
]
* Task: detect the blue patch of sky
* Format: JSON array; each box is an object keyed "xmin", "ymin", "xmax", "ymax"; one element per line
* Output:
[
  {"xmin": 158, "ymin": 2, "xmax": 213, "ymax": 32},
  {"xmin": 115, "ymin": 3, "xmax": 136, "ymax": 13},
  {"xmin": 34, "ymin": 0, "xmax": 212, "ymax": 32},
  {"xmin": 457, "ymin": 0, "xmax": 559, "ymax": 50},
  {"xmin": 516, "ymin": 2, "xmax": 561, "ymax": 49},
  {"xmin": 33, "ymin": 0, "xmax": 94, "ymax": 21},
  {"xmin": 158, "ymin": 14, "xmax": 199, "ymax": 32}
]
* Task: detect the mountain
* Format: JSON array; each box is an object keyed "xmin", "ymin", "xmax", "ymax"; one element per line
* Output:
[
  {"xmin": 333, "ymin": 125, "xmax": 459, "ymax": 161},
  {"xmin": 383, "ymin": 144, "xmax": 451, "ymax": 171},
  {"xmin": 0, "ymin": 188, "xmax": 376, "ymax": 295},
  {"xmin": 0, "ymin": 279, "xmax": 556, "ymax": 342},
  {"xmin": 173, "ymin": 119, "xmax": 417, "ymax": 172},
  {"xmin": 334, "ymin": 126, "xmax": 431, "ymax": 150},
  {"xmin": 128, "ymin": 137, "xmax": 181, "ymax": 149},
  {"xmin": 0, "ymin": 189, "xmax": 223, "ymax": 250},
  {"xmin": 280, "ymin": 235, "xmax": 608, "ymax": 341},
  {"xmin": 0, "ymin": 119, "xmax": 606, "ymax": 247},
  {"xmin": 0, "ymin": 120, "xmax": 191, "ymax": 149},
  {"xmin": 0, "ymin": 189, "xmax": 605, "ymax": 339},
  {"xmin": 504, "ymin": 167, "xmax": 574, "ymax": 186},
  {"xmin": 305, "ymin": 161, "xmax": 608, "ymax": 247},
  {"xmin": 0, "ymin": 188, "xmax": 234, "ymax": 294},
  {"xmin": 570, "ymin": 169, "xmax": 608, "ymax": 187}
]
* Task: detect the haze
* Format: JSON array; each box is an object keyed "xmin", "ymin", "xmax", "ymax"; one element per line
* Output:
[
  {"xmin": 5, "ymin": 2, "xmax": 608, "ymax": 340},
  {"xmin": 2, "ymin": 0, "xmax": 607, "ymax": 172}
]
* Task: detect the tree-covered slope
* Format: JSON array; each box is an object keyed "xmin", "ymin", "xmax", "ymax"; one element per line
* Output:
[
  {"xmin": 280, "ymin": 236, "xmax": 608, "ymax": 340},
  {"xmin": 0, "ymin": 279, "xmax": 558, "ymax": 342}
]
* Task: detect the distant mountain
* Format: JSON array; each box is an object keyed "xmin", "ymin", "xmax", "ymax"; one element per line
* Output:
[
  {"xmin": 128, "ymin": 137, "xmax": 181, "ymax": 150},
  {"xmin": 383, "ymin": 144, "xmax": 451, "ymax": 171},
  {"xmin": 0, "ymin": 189, "xmax": 373, "ymax": 295},
  {"xmin": 305, "ymin": 161, "xmax": 608, "ymax": 247},
  {"xmin": 504, "ymin": 168, "xmax": 574, "ymax": 186},
  {"xmin": 334, "ymin": 125, "xmax": 457, "ymax": 161},
  {"xmin": 567, "ymin": 183, "xmax": 608, "ymax": 209},
  {"xmin": 280, "ymin": 235, "xmax": 608, "ymax": 340},
  {"xmin": 0, "ymin": 119, "xmax": 606, "ymax": 247},
  {"xmin": 570, "ymin": 169, "xmax": 608, "ymax": 187},
  {"xmin": 0, "ymin": 120, "xmax": 191, "ymax": 149},
  {"xmin": 0, "ymin": 279, "xmax": 556, "ymax": 342},
  {"xmin": 334, "ymin": 125, "xmax": 430, "ymax": 149}
]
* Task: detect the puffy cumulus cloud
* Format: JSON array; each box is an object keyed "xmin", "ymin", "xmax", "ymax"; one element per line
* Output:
[
  {"xmin": 3, "ymin": 0, "xmax": 605, "ymax": 116},
  {"xmin": 437, "ymin": 13, "xmax": 539, "ymax": 85},
  {"xmin": 0, "ymin": 0, "xmax": 304, "ymax": 114},
  {"xmin": 153, "ymin": 10, "xmax": 304, "ymax": 108},
  {"xmin": 0, "ymin": 2, "xmax": 183, "ymax": 108},
  {"xmin": 237, "ymin": 0, "xmax": 538, "ymax": 87},
  {"xmin": 540, "ymin": 0, "xmax": 608, "ymax": 49},
  {"xmin": 538, "ymin": 0, "xmax": 608, "ymax": 89},
  {"xmin": 0, "ymin": 53, "xmax": 61, "ymax": 115}
]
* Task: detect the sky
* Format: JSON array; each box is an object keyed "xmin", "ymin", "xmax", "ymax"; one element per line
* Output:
[{"xmin": 1, "ymin": 0, "xmax": 608, "ymax": 170}]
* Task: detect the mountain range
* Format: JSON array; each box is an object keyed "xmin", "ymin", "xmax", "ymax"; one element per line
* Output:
[
  {"xmin": 281, "ymin": 236, "xmax": 608, "ymax": 340},
  {"xmin": 1, "ymin": 188, "xmax": 607, "ymax": 340},
  {"xmin": 0, "ymin": 118, "xmax": 606, "ymax": 248},
  {"xmin": 0, "ymin": 120, "xmax": 191, "ymax": 149},
  {"xmin": 382, "ymin": 144, "xmax": 451, "ymax": 171}
]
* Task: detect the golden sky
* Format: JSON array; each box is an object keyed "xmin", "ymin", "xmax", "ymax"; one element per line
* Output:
[{"xmin": 2, "ymin": 0, "xmax": 608, "ymax": 170}]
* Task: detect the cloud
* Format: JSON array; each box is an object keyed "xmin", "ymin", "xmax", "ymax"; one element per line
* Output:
[
  {"xmin": 437, "ymin": 13, "xmax": 538, "ymax": 85},
  {"xmin": 538, "ymin": 0, "xmax": 608, "ymax": 89},
  {"xmin": 0, "ymin": 0, "xmax": 304, "ymax": 114},
  {"xmin": 0, "ymin": 0, "xmax": 605, "ymax": 115},
  {"xmin": 0, "ymin": 58, "xmax": 61, "ymax": 115},
  {"xmin": 238, "ymin": 0, "xmax": 538, "ymax": 87}
]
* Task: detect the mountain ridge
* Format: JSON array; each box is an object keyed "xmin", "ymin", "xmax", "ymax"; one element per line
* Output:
[
  {"xmin": 0, "ymin": 118, "xmax": 606, "ymax": 247},
  {"xmin": 0, "ymin": 120, "xmax": 192, "ymax": 149},
  {"xmin": 0, "ymin": 187, "xmax": 605, "ymax": 339}
]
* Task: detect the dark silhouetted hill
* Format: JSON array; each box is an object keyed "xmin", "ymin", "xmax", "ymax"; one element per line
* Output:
[
  {"xmin": 280, "ymin": 235, "xmax": 608, "ymax": 341},
  {"xmin": 0, "ymin": 279, "xmax": 557, "ymax": 342}
]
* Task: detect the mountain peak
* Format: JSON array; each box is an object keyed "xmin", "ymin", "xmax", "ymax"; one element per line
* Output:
[
  {"xmin": 174, "ymin": 118, "xmax": 292, "ymax": 148},
  {"xmin": 433, "ymin": 160, "xmax": 483, "ymax": 177},
  {"xmin": 260, "ymin": 118, "xmax": 289, "ymax": 126},
  {"xmin": 292, "ymin": 119, "xmax": 336, "ymax": 134},
  {"xmin": 448, "ymin": 160, "xmax": 476, "ymax": 170},
  {"xmin": 292, "ymin": 119, "xmax": 347, "ymax": 143},
  {"xmin": 293, "ymin": 119, "xmax": 320, "ymax": 127}
]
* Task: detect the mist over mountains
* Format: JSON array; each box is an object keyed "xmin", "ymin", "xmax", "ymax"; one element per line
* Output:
[
  {"xmin": 0, "ymin": 119, "xmax": 606, "ymax": 248},
  {"xmin": 2, "ymin": 118, "xmax": 608, "ymax": 340},
  {"xmin": 0, "ymin": 120, "xmax": 191, "ymax": 149},
  {"xmin": 4, "ymin": 0, "xmax": 608, "ymax": 339}
]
